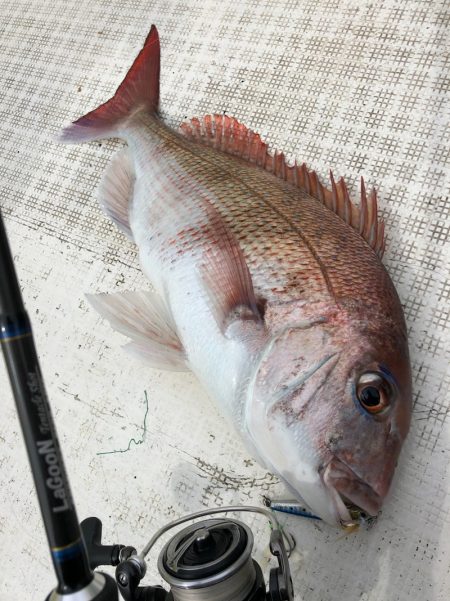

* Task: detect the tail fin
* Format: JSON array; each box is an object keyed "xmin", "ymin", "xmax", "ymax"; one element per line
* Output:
[{"xmin": 60, "ymin": 25, "xmax": 160, "ymax": 143}]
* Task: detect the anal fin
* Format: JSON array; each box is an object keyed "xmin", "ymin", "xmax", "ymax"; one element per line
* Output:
[
  {"xmin": 97, "ymin": 149, "xmax": 135, "ymax": 239},
  {"xmin": 87, "ymin": 290, "xmax": 188, "ymax": 371}
]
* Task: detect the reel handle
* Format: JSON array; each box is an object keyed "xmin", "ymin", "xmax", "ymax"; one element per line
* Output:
[
  {"xmin": 81, "ymin": 517, "xmax": 129, "ymax": 570},
  {"xmin": 116, "ymin": 560, "xmax": 170, "ymax": 601}
]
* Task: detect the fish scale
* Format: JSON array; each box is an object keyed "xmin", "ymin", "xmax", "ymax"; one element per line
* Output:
[{"xmin": 61, "ymin": 25, "xmax": 412, "ymax": 528}]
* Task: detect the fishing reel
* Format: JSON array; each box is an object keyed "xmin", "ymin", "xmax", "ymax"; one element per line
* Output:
[{"xmin": 81, "ymin": 506, "xmax": 295, "ymax": 601}]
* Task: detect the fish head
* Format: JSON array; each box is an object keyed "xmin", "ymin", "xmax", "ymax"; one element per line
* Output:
[{"xmin": 246, "ymin": 309, "xmax": 412, "ymax": 527}]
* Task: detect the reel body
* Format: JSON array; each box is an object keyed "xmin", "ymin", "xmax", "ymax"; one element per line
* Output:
[{"xmin": 81, "ymin": 509, "xmax": 294, "ymax": 601}]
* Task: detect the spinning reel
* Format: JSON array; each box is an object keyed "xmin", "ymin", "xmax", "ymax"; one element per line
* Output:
[{"xmin": 81, "ymin": 507, "xmax": 294, "ymax": 601}]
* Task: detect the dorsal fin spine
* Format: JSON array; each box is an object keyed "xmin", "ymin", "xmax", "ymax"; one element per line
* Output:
[
  {"xmin": 367, "ymin": 189, "xmax": 378, "ymax": 245},
  {"xmin": 360, "ymin": 177, "xmax": 367, "ymax": 235},
  {"xmin": 343, "ymin": 185, "xmax": 351, "ymax": 223},
  {"xmin": 317, "ymin": 179, "xmax": 325, "ymax": 203},
  {"xmin": 301, "ymin": 163, "xmax": 310, "ymax": 194},
  {"xmin": 311, "ymin": 171, "xmax": 320, "ymax": 200},
  {"xmin": 329, "ymin": 171, "xmax": 338, "ymax": 213},
  {"xmin": 293, "ymin": 160, "xmax": 300, "ymax": 187}
]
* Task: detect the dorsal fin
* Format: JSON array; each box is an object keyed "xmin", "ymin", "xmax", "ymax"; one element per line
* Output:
[{"xmin": 180, "ymin": 114, "xmax": 386, "ymax": 258}]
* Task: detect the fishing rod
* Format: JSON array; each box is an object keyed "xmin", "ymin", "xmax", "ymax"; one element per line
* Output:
[
  {"xmin": 0, "ymin": 209, "xmax": 118, "ymax": 600},
  {"xmin": 0, "ymin": 207, "xmax": 295, "ymax": 600}
]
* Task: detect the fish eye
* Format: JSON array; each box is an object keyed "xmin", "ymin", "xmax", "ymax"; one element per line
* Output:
[{"xmin": 356, "ymin": 372, "xmax": 392, "ymax": 415}]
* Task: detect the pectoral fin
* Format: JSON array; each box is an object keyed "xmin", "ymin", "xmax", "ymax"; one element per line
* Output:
[
  {"xmin": 197, "ymin": 204, "xmax": 264, "ymax": 334},
  {"xmin": 87, "ymin": 290, "xmax": 188, "ymax": 371}
]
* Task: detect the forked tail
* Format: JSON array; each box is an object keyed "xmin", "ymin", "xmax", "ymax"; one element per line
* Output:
[{"xmin": 60, "ymin": 25, "xmax": 160, "ymax": 143}]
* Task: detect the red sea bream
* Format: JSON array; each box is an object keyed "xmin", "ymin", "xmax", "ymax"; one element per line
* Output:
[{"xmin": 61, "ymin": 25, "xmax": 412, "ymax": 527}]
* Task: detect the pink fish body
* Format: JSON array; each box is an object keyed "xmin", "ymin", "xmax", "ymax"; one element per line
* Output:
[{"xmin": 61, "ymin": 26, "xmax": 412, "ymax": 527}]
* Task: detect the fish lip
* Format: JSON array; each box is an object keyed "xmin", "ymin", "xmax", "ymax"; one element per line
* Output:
[{"xmin": 321, "ymin": 457, "xmax": 382, "ymax": 526}]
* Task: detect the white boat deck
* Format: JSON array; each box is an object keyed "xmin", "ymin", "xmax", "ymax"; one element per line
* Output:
[{"xmin": 0, "ymin": 1, "xmax": 449, "ymax": 599}]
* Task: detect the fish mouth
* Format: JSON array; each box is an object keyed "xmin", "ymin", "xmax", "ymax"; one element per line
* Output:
[{"xmin": 321, "ymin": 457, "xmax": 382, "ymax": 527}]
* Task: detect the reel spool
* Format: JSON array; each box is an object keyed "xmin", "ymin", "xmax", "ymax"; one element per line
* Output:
[{"xmin": 158, "ymin": 518, "xmax": 265, "ymax": 601}]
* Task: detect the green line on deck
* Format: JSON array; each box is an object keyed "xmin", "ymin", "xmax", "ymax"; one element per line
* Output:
[{"xmin": 97, "ymin": 390, "xmax": 149, "ymax": 456}]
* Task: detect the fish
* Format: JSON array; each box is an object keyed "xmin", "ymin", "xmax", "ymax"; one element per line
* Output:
[{"xmin": 60, "ymin": 25, "xmax": 412, "ymax": 527}]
